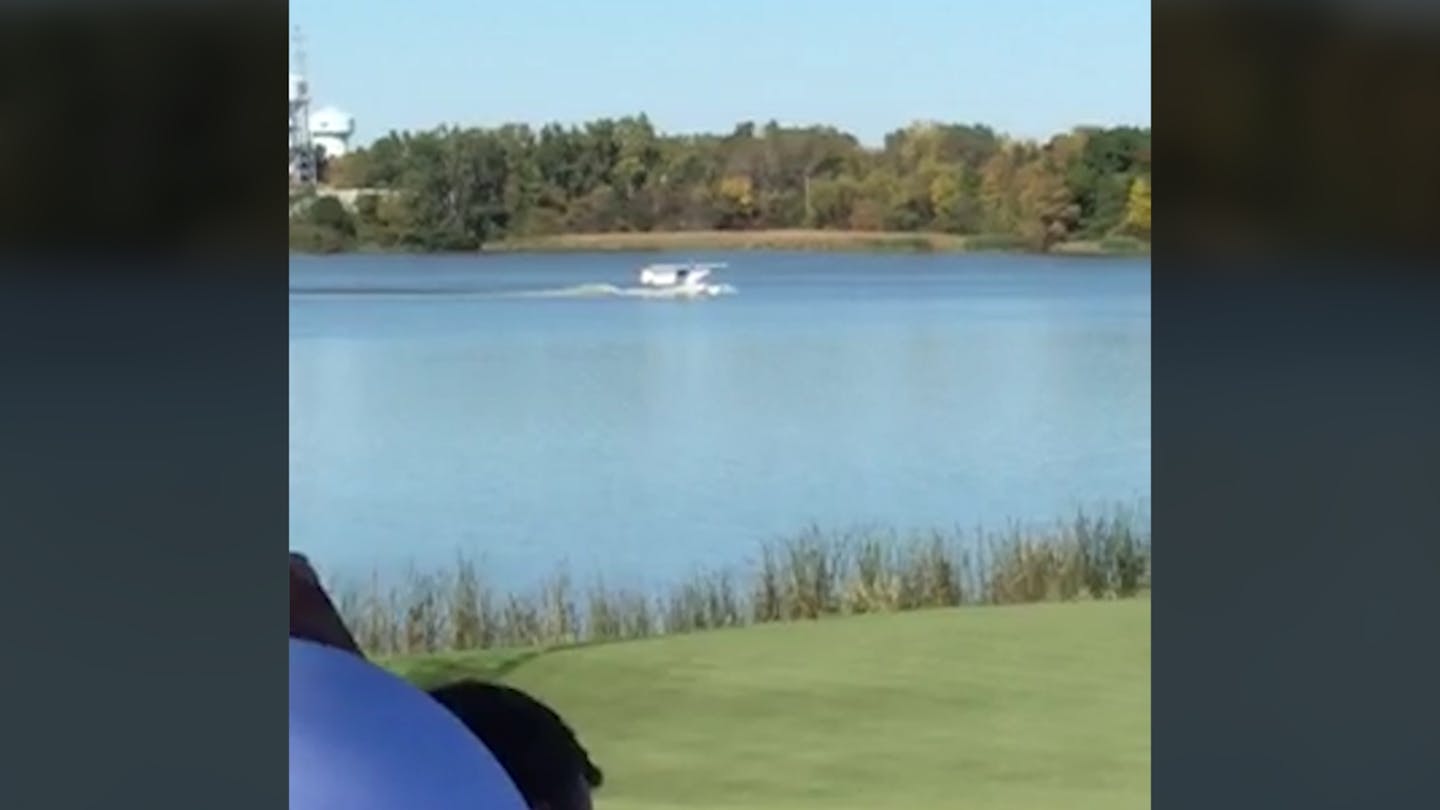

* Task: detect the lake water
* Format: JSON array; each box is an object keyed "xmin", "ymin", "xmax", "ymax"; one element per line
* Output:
[{"xmin": 290, "ymin": 252, "xmax": 1150, "ymax": 588}]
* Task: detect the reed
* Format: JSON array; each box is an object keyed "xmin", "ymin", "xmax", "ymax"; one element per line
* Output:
[{"xmin": 331, "ymin": 507, "xmax": 1151, "ymax": 657}]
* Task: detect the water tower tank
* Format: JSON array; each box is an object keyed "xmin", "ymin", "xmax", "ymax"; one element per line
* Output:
[
  {"xmin": 310, "ymin": 107, "xmax": 355, "ymax": 137},
  {"xmin": 310, "ymin": 106, "xmax": 356, "ymax": 159}
]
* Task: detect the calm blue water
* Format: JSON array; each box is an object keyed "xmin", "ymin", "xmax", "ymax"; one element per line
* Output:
[{"xmin": 290, "ymin": 252, "xmax": 1150, "ymax": 587}]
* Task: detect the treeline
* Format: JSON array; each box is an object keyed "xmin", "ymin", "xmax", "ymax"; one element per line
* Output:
[{"xmin": 291, "ymin": 116, "xmax": 1150, "ymax": 253}]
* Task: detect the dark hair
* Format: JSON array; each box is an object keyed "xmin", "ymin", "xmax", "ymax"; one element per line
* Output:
[{"xmin": 428, "ymin": 680, "xmax": 603, "ymax": 809}]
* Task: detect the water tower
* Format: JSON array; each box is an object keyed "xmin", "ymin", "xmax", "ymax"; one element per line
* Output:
[
  {"xmin": 289, "ymin": 26, "xmax": 357, "ymax": 183},
  {"xmin": 310, "ymin": 106, "xmax": 356, "ymax": 161}
]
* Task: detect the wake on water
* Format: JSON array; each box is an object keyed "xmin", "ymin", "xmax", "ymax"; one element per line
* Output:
[
  {"xmin": 290, "ymin": 277, "xmax": 737, "ymax": 301},
  {"xmin": 498, "ymin": 282, "xmax": 738, "ymax": 300}
]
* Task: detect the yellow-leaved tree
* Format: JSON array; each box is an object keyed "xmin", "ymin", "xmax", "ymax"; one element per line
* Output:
[
  {"xmin": 715, "ymin": 175, "xmax": 757, "ymax": 227},
  {"xmin": 1122, "ymin": 175, "xmax": 1151, "ymax": 238}
]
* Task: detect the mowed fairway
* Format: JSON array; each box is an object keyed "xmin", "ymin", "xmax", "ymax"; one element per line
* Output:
[{"xmin": 400, "ymin": 599, "xmax": 1150, "ymax": 810}]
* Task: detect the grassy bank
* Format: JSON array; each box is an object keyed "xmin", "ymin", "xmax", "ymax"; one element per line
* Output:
[
  {"xmin": 387, "ymin": 599, "xmax": 1151, "ymax": 810},
  {"xmin": 289, "ymin": 225, "xmax": 1151, "ymax": 257},
  {"xmin": 490, "ymin": 229, "xmax": 971, "ymax": 253},
  {"xmin": 332, "ymin": 509, "xmax": 1150, "ymax": 658},
  {"xmin": 484, "ymin": 229, "xmax": 1149, "ymax": 255},
  {"xmin": 1048, "ymin": 235, "xmax": 1151, "ymax": 256}
]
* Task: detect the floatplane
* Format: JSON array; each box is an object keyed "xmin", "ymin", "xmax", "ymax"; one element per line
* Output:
[{"xmin": 635, "ymin": 261, "xmax": 731, "ymax": 297}]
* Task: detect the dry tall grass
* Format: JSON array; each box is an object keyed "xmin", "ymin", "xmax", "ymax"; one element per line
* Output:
[{"xmin": 331, "ymin": 509, "xmax": 1151, "ymax": 657}]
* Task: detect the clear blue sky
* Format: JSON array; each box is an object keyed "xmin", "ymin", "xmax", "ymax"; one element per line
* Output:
[{"xmin": 291, "ymin": 0, "xmax": 1149, "ymax": 147}]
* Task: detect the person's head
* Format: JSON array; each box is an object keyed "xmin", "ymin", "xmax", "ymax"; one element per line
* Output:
[
  {"xmin": 428, "ymin": 680, "xmax": 603, "ymax": 810},
  {"xmin": 290, "ymin": 552, "xmax": 361, "ymax": 655}
]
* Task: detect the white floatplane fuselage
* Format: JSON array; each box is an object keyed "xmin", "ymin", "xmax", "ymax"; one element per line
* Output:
[{"xmin": 636, "ymin": 262, "xmax": 730, "ymax": 297}]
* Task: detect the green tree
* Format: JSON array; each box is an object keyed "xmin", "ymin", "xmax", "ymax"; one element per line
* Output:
[
  {"xmin": 308, "ymin": 116, "xmax": 1149, "ymax": 252},
  {"xmin": 324, "ymin": 152, "xmax": 366, "ymax": 189},
  {"xmin": 978, "ymin": 146, "xmax": 1019, "ymax": 234},
  {"xmin": 847, "ymin": 170, "xmax": 902, "ymax": 231},
  {"xmin": 929, "ymin": 163, "xmax": 979, "ymax": 233},
  {"xmin": 398, "ymin": 129, "xmax": 511, "ymax": 249},
  {"xmin": 807, "ymin": 176, "xmax": 859, "ymax": 229},
  {"xmin": 290, "ymin": 195, "xmax": 357, "ymax": 252},
  {"xmin": 1066, "ymin": 126, "xmax": 1150, "ymax": 237},
  {"xmin": 305, "ymin": 196, "xmax": 354, "ymax": 236},
  {"xmin": 1015, "ymin": 159, "xmax": 1080, "ymax": 250}
]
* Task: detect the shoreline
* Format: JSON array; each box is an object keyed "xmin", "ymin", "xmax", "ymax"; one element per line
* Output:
[
  {"xmin": 292, "ymin": 229, "xmax": 1150, "ymax": 257},
  {"xmin": 329, "ymin": 507, "xmax": 1151, "ymax": 658}
]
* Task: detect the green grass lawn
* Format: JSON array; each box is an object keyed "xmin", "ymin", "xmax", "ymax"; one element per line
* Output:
[{"xmin": 389, "ymin": 599, "xmax": 1150, "ymax": 810}]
